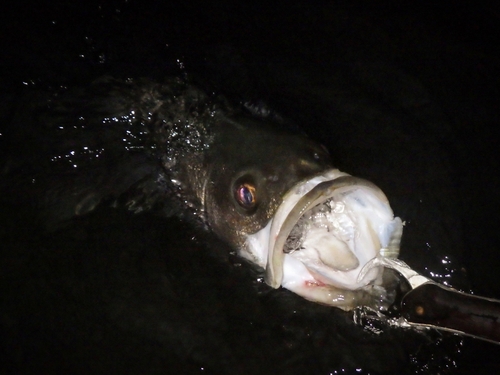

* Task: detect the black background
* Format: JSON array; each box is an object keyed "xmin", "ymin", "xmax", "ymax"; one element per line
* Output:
[{"xmin": 1, "ymin": 1, "xmax": 500, "ymax": 374}]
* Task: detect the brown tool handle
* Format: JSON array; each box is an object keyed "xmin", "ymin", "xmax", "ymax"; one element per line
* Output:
[{"xmin": 401, "ymin": 283, "xmax": 500, "ymax": 344}]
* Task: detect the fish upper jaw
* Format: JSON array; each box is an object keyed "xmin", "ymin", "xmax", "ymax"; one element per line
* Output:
[{"xmin": 243, "ymin": 169, "xmax": 403, "ymax": 310}]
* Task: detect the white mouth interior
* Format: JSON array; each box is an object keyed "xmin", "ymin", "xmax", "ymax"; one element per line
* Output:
[{"xmin": 242, "ymin": 169, "xmax": 403, "ymax": 310}]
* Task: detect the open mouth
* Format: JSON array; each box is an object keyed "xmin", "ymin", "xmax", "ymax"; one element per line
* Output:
[{"xmin": 245, "ymin": 169, "xmax": 403, "ymax": 309}]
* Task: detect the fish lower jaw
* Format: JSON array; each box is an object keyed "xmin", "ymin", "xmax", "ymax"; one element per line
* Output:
[
  {"xmin": 280, "ymin": 251, "xmax": 383, "ymax": 309},
  {"xmin": 302, "ymin": 262, "xmax": 380, "ymax": 290},
  {"xmin": 282, "ymin": 269, "xmax": 383, "ymax": 311}
]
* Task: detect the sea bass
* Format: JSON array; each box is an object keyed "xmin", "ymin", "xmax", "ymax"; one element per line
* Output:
[{"xmin": 1, "ymin": 76, "xmax": 403, "ymax": 310}]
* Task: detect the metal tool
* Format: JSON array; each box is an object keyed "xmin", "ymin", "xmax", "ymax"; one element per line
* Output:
[{"xmin": 373, "ymin": 257, "xmax": 500, "ymax": 344}]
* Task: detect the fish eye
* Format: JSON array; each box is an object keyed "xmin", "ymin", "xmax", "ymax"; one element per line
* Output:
[{"xmin": 234, "ymin": 182, "xmax": 257, "ymax": 210}]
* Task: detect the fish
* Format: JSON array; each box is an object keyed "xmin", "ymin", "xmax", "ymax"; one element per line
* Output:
[{"xmin": 1, "ymin": 76, "xmax": 403, "ymax": 311}]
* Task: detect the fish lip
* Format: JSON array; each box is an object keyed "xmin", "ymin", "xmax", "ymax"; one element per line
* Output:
[{"xmin": 264, "ymin": 170, "xmax": 391, "ymax": 289}]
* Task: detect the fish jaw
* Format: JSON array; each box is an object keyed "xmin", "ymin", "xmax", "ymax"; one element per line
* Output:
[{"xmin": 243, "ymin": 169, "xmax": 403, "ymax": 310}]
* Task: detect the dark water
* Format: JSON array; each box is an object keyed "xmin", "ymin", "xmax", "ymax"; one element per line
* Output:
[{"xmin": 1, "ymin": 1, "xmax": 500, "ymax": 374}]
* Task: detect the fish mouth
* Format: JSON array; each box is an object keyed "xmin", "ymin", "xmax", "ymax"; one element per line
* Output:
[{"xmin": 245, "ymin": 169, "xmax": 403, "ymax": 308}]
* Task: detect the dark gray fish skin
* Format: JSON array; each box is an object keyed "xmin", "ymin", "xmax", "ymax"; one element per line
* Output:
[
  {"xmin": 0, "ymin": 76, "xmax": 332, "ymax": 246},
  {"xmin": 198, "ymin": 116, "xmax": 331, "ymax": 249}
]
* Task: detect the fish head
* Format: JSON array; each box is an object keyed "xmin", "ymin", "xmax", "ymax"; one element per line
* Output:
[
  {"xmin": 203, "ymin": 117, "xmax": 402, "ymax": 310},
  {"xmin": 203, "ymin": 116, "xmax": 331, "ymax": 248}
]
